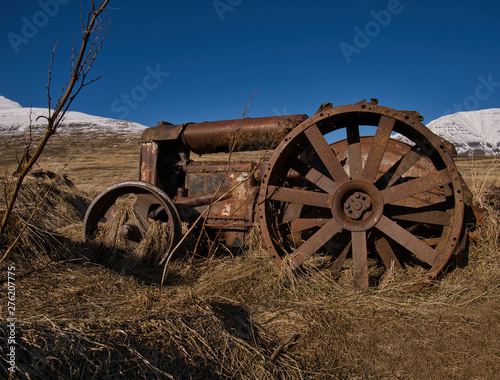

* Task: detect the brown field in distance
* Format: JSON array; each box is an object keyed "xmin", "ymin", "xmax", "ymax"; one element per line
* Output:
[
  {"xmin": 2, "ymin": 132, "xmax": 499, "ymax": 189},
  {"xmin": 455, "ymin": 155, "xmax": 500, "ymax": 187},
  {"xmin": 0, "ymin": 132, "xmax": 141, "ymax": 194}
]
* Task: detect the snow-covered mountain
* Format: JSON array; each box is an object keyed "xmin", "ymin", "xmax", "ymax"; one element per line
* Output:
[
  {"xmin": 0, "ymin": 95, "xmax": 146, "ymax": 135},
  {"xmin": 0, "ymin": 96, "xmax": 22, "ymax": 111},
  {"xmin": 425, "ymin": 109, "xmax": 500, "ymax": 156},
  {"xmin": 1, "ymin": 96, "xmax": 498, "ymax": 155}
]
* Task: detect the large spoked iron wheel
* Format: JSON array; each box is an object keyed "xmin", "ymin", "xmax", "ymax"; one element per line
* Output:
[
  {"xmin": 258, "ymin": 101, "xmax": 465, "ymax": 290},
  {"xmin": 83, "ymin": 181, "xmax": 182, "ymax": 269}
]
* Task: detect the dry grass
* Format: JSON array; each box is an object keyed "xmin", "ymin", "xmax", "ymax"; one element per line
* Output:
[
  {"xmin": 455, "ymin": 155, "xmax": 500, "ymax": 189},
  {"xmin": 0, "ymin": 131, "xmax": 141, "ymax": 194},
  {"xmin": 2, "ymin": 246, "xmax": 499, "ymax": 379},
  {"xmin": 90, "ymin": 194, "xmax": 173, "ymax": 271},
  {"xmin": 0, "ymin": 173, "xmax": 91, "ymax": 263},
  {"xmin": 0, "ymin": 140, "xmax": 499, "ymax": 378}
]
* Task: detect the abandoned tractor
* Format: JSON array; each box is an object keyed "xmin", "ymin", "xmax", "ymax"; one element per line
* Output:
[{"xmin": 83, "ymin": 99, "xmax": 473, "ymax": 290}]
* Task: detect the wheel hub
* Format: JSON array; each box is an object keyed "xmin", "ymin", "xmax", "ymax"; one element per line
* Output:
[
  {"xmin": 344, "ymin": 191, "xmax": 372, "ymax": 220},
  {"xmin": 118, "ymin": 224, "xmax": 141, "ymax": 242},
  {"xmin": 332, "ymin": 180, "xmax": 384, "ymax": 232}
]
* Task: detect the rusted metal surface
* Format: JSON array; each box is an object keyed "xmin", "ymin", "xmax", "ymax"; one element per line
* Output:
[
  {"xmin": 85, "ymin": 99, "xmax": 475, "ymax": 290},
  {"xmin": 142, "ymin": 114, "xmax": 308, "ymax": 154},
  {"xmin": 83, "ymin": 181, "xmax": 182, "ymax": 265},
  {"xmin": 174, "ymin": 190, "xmax": 230, "ymax": 207},
  {"xmin": 183, "ymin": 161, "xmax": 258, "ymax": 222},
  {"xmin": 139, "ymin": 142, "xmax": 159, "ymax": 186},
  {"xmin": 258, "ymin": 100, "xmax": 466, "ymax": 290},
  {"xmin": 141, "ymin": 121, "xmax": 185, "ymax": 142}
]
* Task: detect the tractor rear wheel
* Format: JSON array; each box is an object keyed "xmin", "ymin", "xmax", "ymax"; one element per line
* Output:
[{"xmin": 258, "ymin": 101, "xmax": 465, "ymax": 290}]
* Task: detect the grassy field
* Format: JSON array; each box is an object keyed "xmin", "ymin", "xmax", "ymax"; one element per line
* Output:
[
  {"xmin": 1, "ymin": 133, "xmax": 499, "ymax": 379},
  {"xmin": 0, "ymin": 132, "xmax": 141, "ymax": 195}
]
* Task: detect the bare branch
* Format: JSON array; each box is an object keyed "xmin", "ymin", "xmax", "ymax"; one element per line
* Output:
[
  {"xmin": 15, "ymin": 105, "xmax": 35, "ymax": 174},
  {"xmin": 239, "ymin": 84, "xmax": 260, "ymax": 119},
  {"xmin": 0, "ymin": 0, "xmax": 111, "ymax": 248},
  {"xmin": 47, "ymin": 43, "xmax": 57, "ymax": 113}
]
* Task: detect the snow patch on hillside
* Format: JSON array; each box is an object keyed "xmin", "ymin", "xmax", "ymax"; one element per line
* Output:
[
  {"xmin": 0, "ymin": 96, "xmax": 146, "ymax": 135},
  {"xmin": 0, "ymin": 96, "xmax": 22, "ymax": 111},
  {"xmin": 425, "ymin": 109, "xmax": 500, "ymax": 156},
  {"xmin": 1, "ymin": 96, "xmax": 499, "ymax": 155}
]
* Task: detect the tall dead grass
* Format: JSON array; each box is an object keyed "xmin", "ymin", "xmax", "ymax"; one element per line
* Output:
[
  {"xmin": 1, "ymin": 161, "xmax": 499, "ymax": 379},
  {"xmin": 90, "ymin": 193, "xmax": 173, "ymax": 272},
  {"xmin": 0, "ymin": 173, "xmax": 90, "ymax": 264},
  {"xmin": 434, "ymin": 158, "xmax": 500, "ymax": 305}
]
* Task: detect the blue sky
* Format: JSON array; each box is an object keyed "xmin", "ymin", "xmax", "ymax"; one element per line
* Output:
[{"xmin": 1, "ymin": 0, "xmax": 499, "ymax": 127}]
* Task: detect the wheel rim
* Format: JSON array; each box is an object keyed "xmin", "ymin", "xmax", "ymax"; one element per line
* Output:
[
  {"xmin": 83, "ymin": 181, "xmax": 182, "ymax": 267},
  {"xmin": 258, "ymin": 102, "xmax": 465, "ymax": 290}
]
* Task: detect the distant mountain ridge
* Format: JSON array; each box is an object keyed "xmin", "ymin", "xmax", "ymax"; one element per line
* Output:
[
  {"xmin": 425, "ymin": 109, "xmax": 500, "ymax": 156},
  {"xmin": 1, "ymin": 96, "xmax": 498, "ymax": 155},
  {"xmin": 0, "ymin": 95, "xmax": 146, "ymax": 135},
  {"xmin": 0, "ymin": 96, "xmax": 22, "ymax": 111}
]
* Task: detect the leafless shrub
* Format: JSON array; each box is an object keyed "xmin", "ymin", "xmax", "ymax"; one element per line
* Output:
[{"xmin": 0, "ymin": 0, "xmax": 111, "ymax": 264}]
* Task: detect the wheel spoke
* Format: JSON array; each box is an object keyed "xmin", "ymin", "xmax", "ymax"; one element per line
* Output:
[
  {"xmin": 304, "ymin": 124, "xmax": 349, "ymax": 183},
  {"xmin": 103, "ymin": 204, "xmax": 118, "ymax": 222},
  {"xmin": 289, "ymin": 218, "xmax": 327, "ymax": 233},
  {"xmin": 267, "ymin": 185, "xmax": 331, "ymax": 208},
  {"xmin": 281, "ymin": 203, "xmax": 304, "ymax": 224},
  {"xmin": 423, "ymin": 237, "xmax": 441, "ymax": 247},
  {"xmin": 384, "ymin": 205, "xmax": 451, "ymax": 226},
  {"xmin": 352, "ymin": 231, "xmax": 369, "ymax": 289},
  {"xmin": 376, "ymin": 145, "xmax": 424, "ymax": 189},
  {"xmin": 362, "ymin": 116, "xmax": 395, "ymax": 182},
  {"xmin": 135, "ymin": 193, "xmax": 159, "ymax": 229},
  {"xmin": 381, "ymin": 169, "xmax": 452, "ymax": 205},
  {"xmin": 375, "ymin": 215, "xmax": 438, "ymax": 265},
  {"xmin": 374, "ymin": 236, "xmax": 403, "ymax": 269},
  {"xmin": 330, "ymin": 235, "xmax": 351, "ymax": 273},
  {"xmin": 347, "ymin": 125, "xmax": 362, "ymax": 180},
  {"xmin": 291, "ymin": 158, "xmax": 338, "ymax": 193},
  {"xmin": 289, "ymin": 218, "xmax": 342, "ymax": 268}
]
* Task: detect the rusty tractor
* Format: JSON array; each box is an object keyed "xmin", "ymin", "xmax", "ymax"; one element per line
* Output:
[{"xmin": 83, "ymin": 99, "xmax": 473, "ymax": 290}]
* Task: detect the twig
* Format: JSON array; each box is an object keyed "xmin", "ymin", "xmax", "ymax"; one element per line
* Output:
[
  {"xmin": 160, "ymin": 178, "xmax": 257, "ymax": 287},
  {"xmin": 459, "ymin": 290, "xmax": 490, "ymax": 308},
  {"xmin": 239, "ymin": 85, "xmax": 260, "ymax": 119},
  {"xmin": 270, "ymin": 333, "xmax": 299, "ymax": 363},
  {"xmin": 191, "ymin": 134, "xmax": 238, "ymax": 258},
  {"xmin": 192, "ymin": 87, "xmax": 259, "ymax": 258},
  {"xmin": 0, "ymin": 259, "xmax": 54, "ymax": 284},
  {"xmin": 206, "ymin": 187, "xmax": 258, "ymax": 258},
  {"xmin": 128, "ymin": 347, "xmax": 175, "ymax": 380}
]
